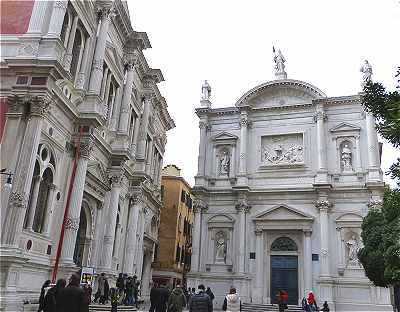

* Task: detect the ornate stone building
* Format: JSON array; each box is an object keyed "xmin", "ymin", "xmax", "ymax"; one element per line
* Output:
[
  {"xmin": 187, "ymin": 54, "xmax": 391, "ymax": 311},
  {"xmin": 0, "ymin": 1, "xmax": 174, "ymax": 311},
  {"xmin": 152, "ymin": 165, "xmax": 194, "ymax": 287}
]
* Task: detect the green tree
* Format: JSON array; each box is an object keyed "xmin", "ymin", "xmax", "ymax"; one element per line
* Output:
[
  {"xmin": 359, "ymin": 70, "xmax": 400, "ymax": 287},
  {"xmin": 358, "ymin": 189, "xmax": 400, "ymax": 287}
]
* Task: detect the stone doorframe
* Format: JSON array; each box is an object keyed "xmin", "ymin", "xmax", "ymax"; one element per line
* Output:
[{"xmin": 252, "ymin": 204, "xmax": 314, "ymax": 305}]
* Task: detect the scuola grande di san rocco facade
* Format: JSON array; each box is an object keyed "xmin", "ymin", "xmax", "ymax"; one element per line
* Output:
[{"xmin": 0, "ymin": 1, "xmax": 174, "ymax": 311}]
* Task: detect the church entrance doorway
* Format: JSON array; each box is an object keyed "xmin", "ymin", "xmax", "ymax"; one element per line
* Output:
[{"xmin": 270, "ymin": 237, "xmax": 299, "ymax": 305}]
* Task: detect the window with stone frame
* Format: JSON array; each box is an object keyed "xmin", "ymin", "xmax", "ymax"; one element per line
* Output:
[
  {"xmin": 60, "ymin": 9, "xmax": 71, "ymax": 46},
  {"xmin": 24, "ymin": 144, "xmax": 56, "ymax": 234},
  {"xmin": 271, "ymin": 237, "xmax": 298, "ymax": 251}
]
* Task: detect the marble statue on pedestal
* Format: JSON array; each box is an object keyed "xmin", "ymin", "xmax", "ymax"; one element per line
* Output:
[
  {"xmin": 219, "ymin": 150, "xmax": 230, "ymax": 175},
  {"xmin": 341, "ymin": 143, "xmax": 352, "ymax": 172},
  {"xmin": 360, "ymin": 60, "xmax": 373, "ymax": 86},
  {"xmin": 202, "ymin": 80, "xmax": 212, "ymax": 101},
  {"xmin": 215, "ymin": 231, "xmax": 227, "ymax": 263},
  {"xmin": 346, "ymin": 235, "xmax": 360, "ymax": 266},
  {"xmin": 273, "ymin": 49, "xmax": 287, "ymax": 79}
]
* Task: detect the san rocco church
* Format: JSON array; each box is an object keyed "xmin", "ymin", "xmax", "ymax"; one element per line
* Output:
[{"xmin": 187, "ymin": 52, "xmax": 392, "ymax": 311}]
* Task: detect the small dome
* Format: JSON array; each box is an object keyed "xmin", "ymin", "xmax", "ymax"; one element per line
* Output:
[{"xmin": 235, "ymin": 79, "xmax": 326, "ymax": 109}]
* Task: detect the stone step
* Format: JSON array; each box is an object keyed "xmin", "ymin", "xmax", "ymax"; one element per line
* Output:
[
  {"xmin": 242, "ymin": 303, "xmax": 303, "ymax": 312},
  {"xmin": 89, "ymin": 304, "xmax": 137, "ymax": 312}
]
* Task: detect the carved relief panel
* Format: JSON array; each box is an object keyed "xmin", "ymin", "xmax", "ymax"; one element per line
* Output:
[{"xmin": 261, "ymin": 133, "xmax": 304, "ymax": 166}]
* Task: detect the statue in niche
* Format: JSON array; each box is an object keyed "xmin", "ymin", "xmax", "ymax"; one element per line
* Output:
[
  {"xmin": 201, "ymin": 80, "xmax": 211, "ymax": 101},
  {"xmin": 219, "ymin": 149, "xmax": 230, "ymax": 175},
  {"xmin": 215, "ymin": 231, "xmax": 227, "ymax": 263},
  {"xmin": 346, "ymin": 234, "xmax": 360, "ymax": 266},
  {"xmin": 341, "ymin": 143, "xmax": 353, "ymax": 172},
  {"xmin": 360, "ymin": 60, "xmax": 373, "ymax": 86}
]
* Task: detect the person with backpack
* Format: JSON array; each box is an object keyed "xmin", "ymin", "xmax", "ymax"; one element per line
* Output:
[
  {"xmin": 167, "ymin": 282, "xmax": 187, "ymax": 312},
  {"xmin": 56, "ymin": 274, "xmax": 89, "ymax": 312},
  {"xmin": 222, "ymin": 287, "xmax": 240, "ymax": 312},
  {"xmin": 307, "ymin": 291, "xmax": 318, "ymax": 312},
  {"xmin": 43, "ymin": 279, "xmax": 66, "ymax": 312},
  {"xmin": 206, "ymin": 287, "xmax": 215, "ymax": 305},
  {"xmin": 37, "ymin": 280, "xmax": 51, "ymax": 312},
  {"xmin": 189, "ymin": 284, "xmax": 212, "ymax": 312}
]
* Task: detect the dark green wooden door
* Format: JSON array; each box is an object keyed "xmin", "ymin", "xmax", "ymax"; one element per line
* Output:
[{"xmin": 270, "ymin": 255, "xmax": 298, "ymax": 305}]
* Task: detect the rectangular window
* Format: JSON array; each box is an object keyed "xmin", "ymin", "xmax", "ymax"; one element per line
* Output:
[
  {"xmin": 176, "ymin": 246, "xmax": 181, "ymax": 263},
  {"xmin": 181, "ymin": 190, "xmax": 186, "ymax": 203}
]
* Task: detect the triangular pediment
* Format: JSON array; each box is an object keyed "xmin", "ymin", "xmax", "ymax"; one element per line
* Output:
[
  {"xmin": 212, "ymin": 131, "xmax": 238, "ymax": 141},
  {"xmin": 330, "ymin": 122, "xmax": 361, "ymax": 133},
  {"xmin": 254, "ymin": 204, "xmax": 314, "ymax": 221}
]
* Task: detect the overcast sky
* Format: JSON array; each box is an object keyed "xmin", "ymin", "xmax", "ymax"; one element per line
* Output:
[{"xmin": 127, "ymin": 0, "xmax": 399, "ymax": 188}]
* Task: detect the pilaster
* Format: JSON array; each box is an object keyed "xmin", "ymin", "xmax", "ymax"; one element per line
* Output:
[
  {"xmin": 238, "ymin": 110, "xmax": 250, "ymax": 186},
  {"xmin": 235, "ymin": 196, "xmax": 251, "ymax": 273},
  {"xmin": 191, "ymin": 199, "xmax": 208, "ymax": 272},
  {"xmin": 314, "ymin": 105, "xmax": 328, "ymax": 184}
]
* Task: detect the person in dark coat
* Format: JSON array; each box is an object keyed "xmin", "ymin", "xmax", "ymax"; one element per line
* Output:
[
  {"xmin": 43, "ymin": 279, "xmax": 66, "ymax": 312},
  {"xmin": 205, "ymin": 287, "xmax": 215, "ymax": 304},
  {"xmin": 38, "ymin": 280, "xmax": 51, "ymax": 312},
  {"xmin": 167, "ymin": 282, "xmax": 187, "ymax": 312},
  {"xmin": 116, "ymin": 273, "xmax": 125, "ymax": 303},
  {"xmin": 95, "ymin": 273, "xmax": 109, "ymax": 304},
  {"xmin": 155, "ymin": 284, "xmax": 170, "ymax": 312},
  {"xmin": 56, "ymin": 273, "xmax": 89, "ymax": 312},
  {"xmin": 189, "ymin": 284, "xmax": 212, "ymax": 312},
  {"xmin": 149, "ymin": 283, "xmax": 158, "ymax": 312}
]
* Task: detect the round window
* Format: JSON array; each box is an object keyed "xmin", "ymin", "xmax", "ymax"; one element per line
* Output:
[
  {"xmin": 26, "ymin": 240, "xmax": 32, "ymax": 250},
  {"xmin": 56, "ymin": 192, "xmax": 61, "ymax": 201}
]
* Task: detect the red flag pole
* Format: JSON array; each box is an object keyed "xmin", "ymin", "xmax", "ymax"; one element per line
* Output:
[{"xmin": 51, "ymin": 126, "xmax": 83, "ymax": 283}]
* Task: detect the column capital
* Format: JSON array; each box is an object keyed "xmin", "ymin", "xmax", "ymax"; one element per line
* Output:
[
  {"xmin": 239, "ymin": 115, "xmax": 251, "ymax": 128},
  {"xmin": 367, "ymin": 197, "xmax": 383, "ymax": 210},
  {"xmin": 313, "ymin": 111, "xmax": 327, "ymax": 122},
  {"xmin": 28, "ymin": 96, "xmax": 51, "ymax": 117},
  {"xmin": 97, "ymin": 6, "xmax": 116, "ymax": 22},
  {"xmin": 109, "ymin": 173, "xmax": 123, "ymax": 187},
  {"xmin": 54, "ymin": 1, "xmax": 68, "ymax": 10},
  {"xmin": 6, "ymin": 95, "xmax": 25, "ymax": 114},
  {"xmin": 199, "ymin": 120, "xmax": 211, "ymax": 131},
  {"xmin": 193, "ymin": 199, "xmax": 208, "ymax": 213},
  {"xmin": 129, "ymin": 188, "xmax": 144, "ymax": 205},
  {"xmin": 79, "ymin": 138, "xmax": 94, "ymax": 159},
  {"xmin": 255, "ymin": 229, "xmax": 263, "ymax": 236},
  {"xmin": 303, "ymin": 229, "xmax": 312, "ymax": 237},
  {"xmin": 65, "ymin": 217, "xmax": 80, "ymax": 231},
  {"xmin": 315, "ymin": 199, "xmax": 332, "ymax": 211},
  {"xmin": 235, "ymin": 198, "xmax": 251, "ymax": 213},
  {"xmin": 9, "ymin": 191, "xmax": 28, "ymax": 209}
]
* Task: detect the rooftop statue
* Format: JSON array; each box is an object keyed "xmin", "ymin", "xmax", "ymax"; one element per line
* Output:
[
  {"xmin": 273, "ymin": 48, "xmax": 287, "ymax": 79},
  {"xmin": 201, "ymin": 80, "xmax": 211, "ymax": 101},
  {"xmin": 360, "ymin": 60, "xmax": 373, "ymax": 87}
]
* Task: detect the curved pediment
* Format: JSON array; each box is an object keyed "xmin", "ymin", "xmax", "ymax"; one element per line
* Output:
[
  {"xmin": 235, "ymin": 79, "xmax": 326, "ymax": 109},
  {"xmin": 335, "ymin": 212, "xmax": 363, "ymax": 223}
]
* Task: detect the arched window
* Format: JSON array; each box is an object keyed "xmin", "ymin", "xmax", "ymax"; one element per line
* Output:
[
  {"xmin": 60, "ymin": 10, "xmax": 71, "ymax": 46},
  {"xmin": 112, "ymin": 206, "xmax": 121, "ymax": 257},
  {"xmin": 106, "ymin": 81, "xmax": 116, "ymax": 123},
  {"xmin": 70, "ymin": 28, "xmax": 84, "ymax": 80},
  {"xmin": 151, "ymin": 216, "xmax": 157, "ymax": 236},
  {"xmin": 24, "ymin": 144, "xmax": 57, "ymax": 234},
  {"xmin": 271, "ymin": 237, "xmax": 298, "ymax": 251}
]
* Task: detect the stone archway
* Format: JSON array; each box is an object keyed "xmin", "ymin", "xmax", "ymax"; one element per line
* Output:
[{"xmin": 73, "ymin": 201, "xmax": 92, "ymax": 267}]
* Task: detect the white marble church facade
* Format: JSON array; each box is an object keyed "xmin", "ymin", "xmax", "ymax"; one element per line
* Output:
[
  {"xmin": 0, "ymin": 1, "xmax": 174, "ymax": 311},
  {"xmin": 188, "ymin": 55, "xmax": 392, "ymax": 311}
]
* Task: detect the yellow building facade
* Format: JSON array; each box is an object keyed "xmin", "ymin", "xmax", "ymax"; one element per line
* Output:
[{"xmin": 152, "ymin": 165, "xmax": 194, "ymax": 287}]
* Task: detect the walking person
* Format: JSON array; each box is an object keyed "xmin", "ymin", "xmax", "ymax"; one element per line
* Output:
[
  {"xmin": 307, "ymin": 291, "xmax": 318, "ymax": 312},
  {"xmin": 206, "ymin": 287, "xmax": 215, "ymax": 305},
  {"xmin": 189, "ymin": 284, "xmax": 212, "ymax": 312},
  {"xmin": 56, "ymin": 273, "xmax": 89, "ymax": 312},
  {"xmin": 276, "ymin": 290, "xmax": 288, "ymax": 312},
  {"xmin": 149, "ymin": 282, "xmax": 158, "ymax": 312},
  {"xmin": 222, "ymin": 287, "xmax": 240, "ymax": 312},
  {"xmin": 167, "ymin": 282, "xmax": 187, "ymax": 312},
  {"xmin": 116, "ymin": 273, "xmax": 125, "ymax": 304},
  {"xmin": 155, "ymin": 283, "xmax": 170, "ymax": 312},
  {"xmin": 125, "ymin": 276, "xmax": 134, "ymax": 306},
  {"xmin": 37, "ymin": 280, "xmax": 51, "ymax": 312},
  {"xmin": 95, "ymin": 273, "xmax": 109, "ymax": 304},
  {"xmin": 43, "ymin": 279, "xmax": 66, "ymax": 312},
  {"xmin": 110, "ymin": 288, "xmax": 120, "ymax": 312}
]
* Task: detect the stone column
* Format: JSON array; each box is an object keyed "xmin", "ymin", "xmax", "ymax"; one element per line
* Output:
[
  {"xmin": 191, "ymin": 199, "xmax": 208, "ymax": 272},
  {"xmin": 365, "ymin": 113, "xmax": 381, "ymax": 181},
  {"xmin": 229, "ymin": 145, "xmax": 236, "ymax": 178},
  {"xmin": 314, "ymin": 106, "xmax": 328, "ymax": 183},
  {"xmin": 76, "ymin": 37, "xmax": 92, "ymax": 89},
  {"xmin": 63, "ymin": 15, "xmax": 79, "ymax": 71},
  {"xmin": 303, "ymin": 230, "xmax": 313, "ymax": 293},
  {"xmin": 118, "ymin": 62, "xmax": 135, "ymax": 133},
  {"xmin": 102, "ymin": 172, "xmax": 123, "ymax": 270},
  {"xmin": 60, "ymin": 138, "xmax": 93, "ymax": 263},
  {"xmin": 136, "ymin": 96, "xmax": 152, "ymax": 160},
  {"xmin": 1, "ymin": 96, "xmax": 50, "ymax": 246},
  {"xmin": 145, "ymin": 140, "xmax": 154, "ymax": 175},
  {"xmin": 236, "ymin": 198, "xmax": 251, "ymax": 273},
  {"xmin": 316, "ymin": 198, "xmax": 331, "ymax": 277},
  {"xmin": 238, "ymin": 112, "xmax": 250, "ymax": 185},
  {"xmin": 43, "ymin": 183, "xmax": 57, "ymax": 235},
  {"xmin": 354, "ymin": 135, "xmax": 362, "ymax": 173},
  {"xmin": 113, "ymin": 223, "xmax": 122, "ymax": 259},
  {"xmin": 47, "ymin": 0, "xmax": 68, "ymax": 38},
  {"xmin": 336, "ymin": 227, "xmax": 345, "ymax": 274},
  {"xmin": 27, "ymin": 0, "xmax": 48, "ymax": 34},
  {"xmin": 141, "ymin": 252, "xmax": 152, "ymax": 299},
  {"xmin": 130, "ymin": 116, "xmax": 141, "ymax": 156},
  {"xmin": 100, "ymin": 68, "xmax": 110, "ymax": 99},
  {"xmin": 90, "ymin": 199, "xmax": 107, "ymax": 268},
  {"xmin": 88, "ymin": 7, "xmax": 113, "ymax": 94},
  {"xmin": 124, "ymin": 190, "xmax": 142, "ymax": 274},
  {"xmin": 253, "ymin": 229, "xmax": 264, "ymax": 303},
  {"xmin": 25, "ymin": 175, "xmax": 42, "ymax": 230},
  {"xmin": 196, "ymin": 119, "xmax": 209, "ymax": 177}
]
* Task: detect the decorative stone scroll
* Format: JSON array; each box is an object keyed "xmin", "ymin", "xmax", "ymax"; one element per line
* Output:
[
  {"xmin": 65, "ymin": 217, "xmax": 80, "ymax": 231},
  {"xmin": 193, "ymin": 199, "xmax": 208, "ymax": 213},
  {"xmin": 235, "ymin": 198, "xmax": 251, "ymax": 213},
  {"xmin": 262, "ymin": 133, "xmax": 304, "ymax": 165},
  {"xmin": 315, "ymin": 199, "xmax": 332, "ymax": 211}
]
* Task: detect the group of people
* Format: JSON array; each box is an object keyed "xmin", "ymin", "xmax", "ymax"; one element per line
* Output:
[
  {"xmin": 94, "ymin": 272, "xmax": 140, "ymax": 309},
  {"xmin": 37, "ymin": 274, "xmax": 89, "ymax": 312},
  {"xmin": 301, "ymin": 291, "xmax": 330, "ymax": 312},
  {"xmin": 149, "ymin": 283, "xmax": 242, "ymax": 312}
]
